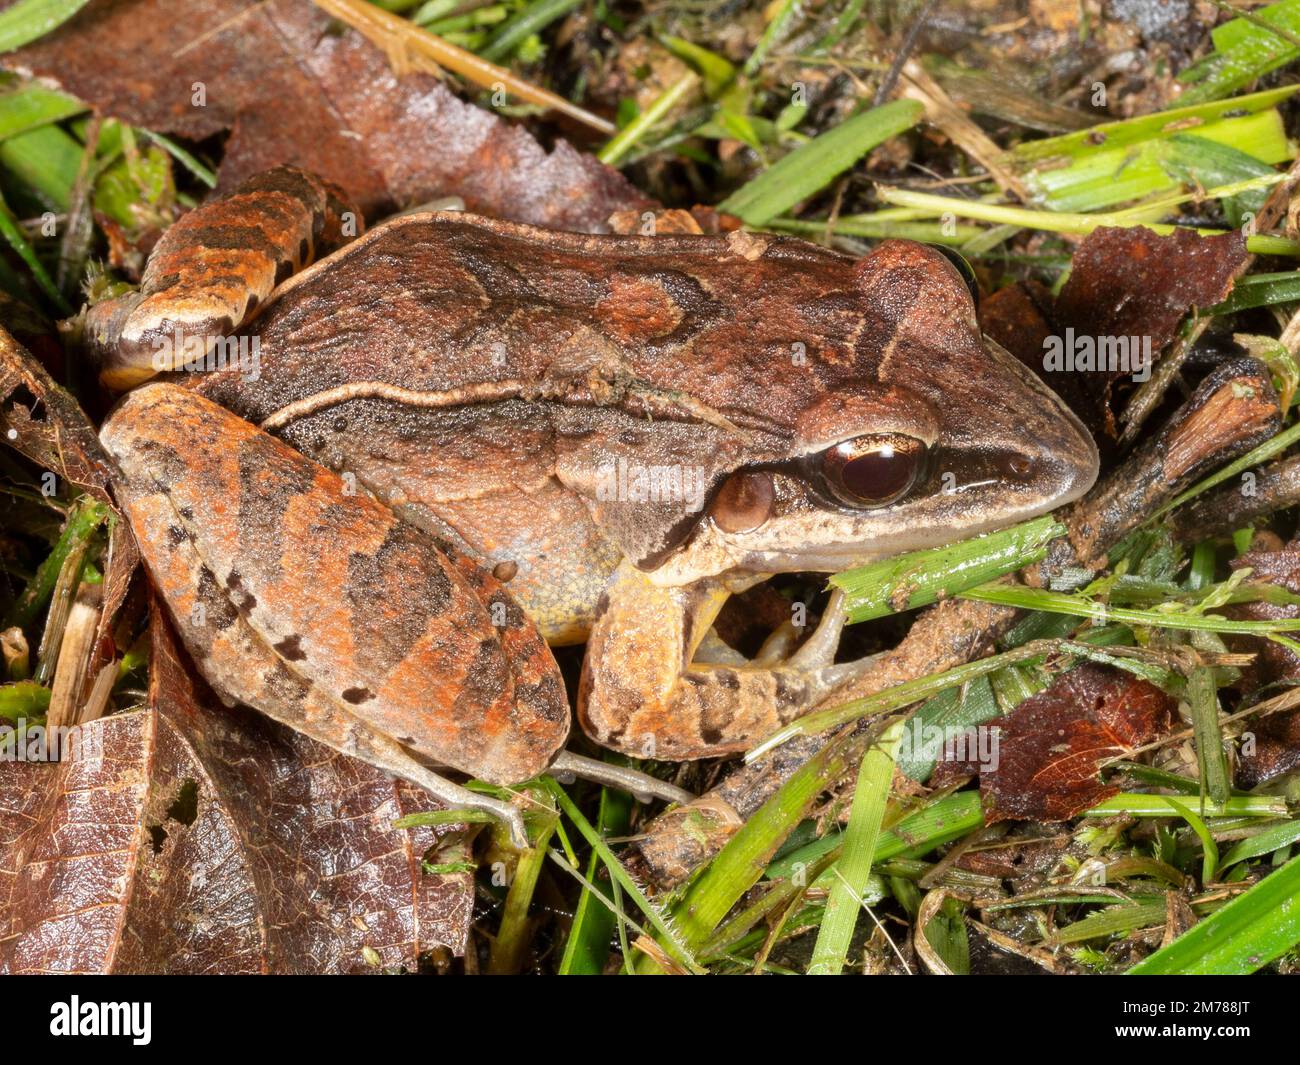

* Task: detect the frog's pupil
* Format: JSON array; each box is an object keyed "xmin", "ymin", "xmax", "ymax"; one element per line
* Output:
[
  {"xmin": 822, "ymin": 435, "xmax": 924, "ymax": 507},
  {"xmin": 840, "ymin": 447, "xmax": 914, "ymax": 501}
]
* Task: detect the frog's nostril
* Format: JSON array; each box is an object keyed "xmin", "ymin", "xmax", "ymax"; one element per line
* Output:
[{"xmin": 1001, "ymin": 454, "xmax": 1034, "ymax": 480}]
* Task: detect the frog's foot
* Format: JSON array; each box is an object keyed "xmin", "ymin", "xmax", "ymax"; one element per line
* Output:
[
  {"xmin": 87, "ymin": 165, "xmax": 363, "ymax": 389},
  {"xmin": 400, "ymin": 762, "xmax": 531, "ymax": 849},
  {"xmin": 578, "ymin": 563, "xmax": 873, "ymax": 761}
]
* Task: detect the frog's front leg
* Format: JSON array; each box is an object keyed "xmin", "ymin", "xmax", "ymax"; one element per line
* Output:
[
  {"xmin": 578, "ymin": 561, "xmax": 866, "ymax": 760},
  {"xmin": 87, "ymin": 165, "xmax": 363, "ymax": 389}
]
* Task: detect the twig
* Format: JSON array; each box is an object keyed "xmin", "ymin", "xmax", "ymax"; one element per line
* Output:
[{"xmin": 310, "ymin": 0, "xmax": 615, "ymax": 135}]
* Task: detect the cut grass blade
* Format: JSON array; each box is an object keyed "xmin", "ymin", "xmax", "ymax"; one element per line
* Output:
[
  {"xmin": 1127, "ymin": 852, "xmax": 1300, "ymax": 974},
  {"xmin": 830, "ymin": 515, "xmax": 1066, "ymax": 624},
  {"xmin": 807, "ymin": 719, "xmax": 904, "ymax": 974},
  {"xmin": 1083, "ymin": 794, "xmax": 1288, "ymax": 819},
  {"xmin": 0, "ymin": 0, "xmax": 90, "ymax": 53},
  {"xmin": 718, "ymin": 99, "xmax": 922, "ymax": 225},
  {"xmin": 875, "ymin": 185, "xmax": 1300, "ymax": 257},
  {"xmin": 1186, "ymin": 666, "xmax": 1231, "ymax": 806}
]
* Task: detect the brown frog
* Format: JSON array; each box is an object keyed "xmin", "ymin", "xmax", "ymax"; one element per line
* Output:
[{"xmin": 92, "ymin": 167, "xmax": 1098, "ymax": 843}]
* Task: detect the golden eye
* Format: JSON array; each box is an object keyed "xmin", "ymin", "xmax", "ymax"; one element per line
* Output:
[{"xmin": 820, "ymin": 434, "xmax": 925, "ymax": 508}]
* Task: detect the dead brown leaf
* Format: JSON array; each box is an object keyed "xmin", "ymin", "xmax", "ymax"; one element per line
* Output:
[
  {"xmin": 1051, "ymin": 226, "xmax": 1248, "ymax": 440},
  {"xmin": 0, "ymin": 325, "xmax": 138, "ymax": 643},
  {"xmin": 1226, "ymin": 541, "xmax": 1300, "ymax": 787},
  {"xmin": 0, "ymin": 607, "xmax": 473, "ymax": 973},
  {"xmin": 4, "ymin": 0, "xmax": 651, "ymax": 231},
  {"xmin": 932, "ymin": 663, "xmax": 1175, "ymax": 822}
]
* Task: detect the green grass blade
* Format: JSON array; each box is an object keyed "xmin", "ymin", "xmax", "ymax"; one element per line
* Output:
[
  {"xmin": 1221, "ymin": 819, "xmax": 1300, "ymax": 870},
  {"xmin": 830, "ymin": 516, "xmax": 1066, "ymax": 624},
  {"xmin": 557, "ymin": 784, "xmax": 633, "ymax": 975},
  {"xmin": 0, "ymin": 122, "xmax": 82, "ymax": 211},
  {"xmin": 768, "ymin": 790, "xmax": 986, "ymax": 882},
  {"xmin": 807, "ymin": 720, "xmax": 904, "ymax": 974},
  {"xmin": 479, "ymin": 0, "xmax": 580, "ymax": 62},
  {"xmin": 1127, "ymin": 853, "xmax": 1300, "ymax": 973},
  {"xmin": 718, "ymin": 99, "xmax": 922, "ymax": 225},
  {"xmin": 0, "ymin": 0, "xmax": 90, "ymax": 52},
  {"xmin": 741, "ymin": 0, "xmax": 800, "ymax": 78},
  {"xmin": 655, "ymin": 729, "xmax": 874, "ymax": 965},
  {"xmin": 1187, "ymin": 667, "xmax": 1231, "ymax": 805},
  {"xmin": 0, "ymin": 82, "xmax": 84, "ymax": 141},
  {"xmin": 1050, "ymin": 898, "xmax": 1168, "ymax": 945},
  {"xmin": 1084, "ymin": 794, "xmax": 1288, "ymax": 819},
  {"xmin": 1176, "ymin": 0, "xmax": 1300, "ymax": 104},
  {"xmin": 546, "ymin": 780, "xmax": 704, "ymax": 974},
  {"xmin": 959, "ymin": 583, "xmax": 1300, "ymax": 635},
  {"xmin": 598, "ymin": 71, "xmax": 698, "ymax": 167}
]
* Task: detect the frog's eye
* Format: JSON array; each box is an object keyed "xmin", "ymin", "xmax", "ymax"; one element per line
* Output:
[{"xmin": 820, "ymin": 433, "xmax": 926, "ymax": 508}]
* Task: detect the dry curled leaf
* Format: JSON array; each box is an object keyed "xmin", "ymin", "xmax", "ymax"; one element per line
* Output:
[
  {"xmin": 0, "ymin": 608, "xmax": 472, "ymax": 974},
  {"xmin": 1226, "ymin": 541, "xmax": 1300, "ymax": 787},
  {"xmin": 985, "ymin": 227, "xmax": 1249, "ymax": 444},
  {"xmin": 0, "ymin": 324, "xmax": 139, "ymax": 643},
  {"xmin": 4, "ymin": 0, "xmax": 652, "ymax": 231},
  {"xmin": 932, "ymin": 663, "xmax": 1175, "ymax": 822}
]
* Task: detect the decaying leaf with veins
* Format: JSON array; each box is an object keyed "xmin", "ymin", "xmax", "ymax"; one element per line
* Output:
[
  {"xmin": 99, "ymin": 383, "xmax": 571, "ymax": 839},
  {"xmin": 0, "ymin": 610, "xmax": 474, "ymax": 974},
  {"xmin": 932, "ymin": 663, "xmax": 1174, "ymax": 822}
]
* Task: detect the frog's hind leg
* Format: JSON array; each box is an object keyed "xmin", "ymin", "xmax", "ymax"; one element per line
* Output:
[
  {"xmin": 578, "ymin": 562, "xmax": 873, "ymax": 762},
  {"xmin": 88, "ymin": 165, "xmax": 363, "ymax": 389}
]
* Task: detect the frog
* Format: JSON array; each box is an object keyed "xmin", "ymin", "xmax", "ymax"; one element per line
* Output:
[{"xmin": 90, "ymin": 166, "xmax": 1098, "ymax": 845}]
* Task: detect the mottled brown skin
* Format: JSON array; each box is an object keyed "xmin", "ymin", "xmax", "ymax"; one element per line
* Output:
[
  {"xmin": 100, "ymin": 167, "xmax": 1098, "ymax": 780},
  {"xmin": 88, "ymin": 167, "xmax": 362, "ymax": 390},
  {"xmin": 101, "ymin": 384, "xmax": 568, "ymax": 785}
]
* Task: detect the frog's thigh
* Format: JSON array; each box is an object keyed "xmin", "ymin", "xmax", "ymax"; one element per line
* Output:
[{"xmin": 578, "ymin": 561, "xmax": 830, "ymax": 760}]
